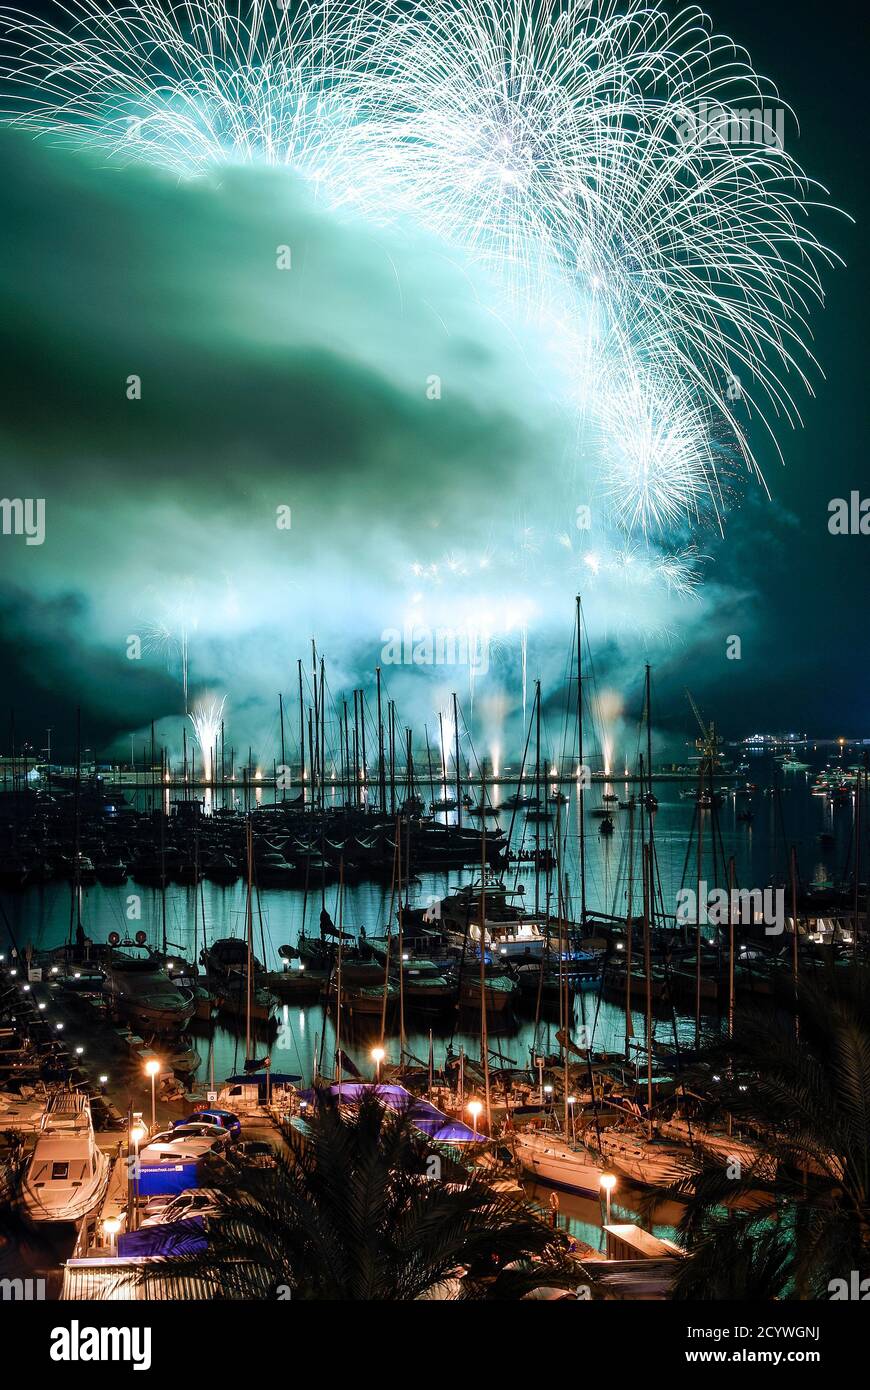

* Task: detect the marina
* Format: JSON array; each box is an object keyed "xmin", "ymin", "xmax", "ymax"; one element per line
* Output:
[
  {"xmin": 1, "ymin": 661, "xmax": 867, "ymax": 1302},
  {"xmin": 0, "ymin": 0, "xmax": 864, "ymax": 1345}
]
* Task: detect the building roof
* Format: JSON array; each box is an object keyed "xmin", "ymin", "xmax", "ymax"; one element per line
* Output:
[{"xmin": 62, "ymin": 1258, "xmax": 273, "ymax": 1300}]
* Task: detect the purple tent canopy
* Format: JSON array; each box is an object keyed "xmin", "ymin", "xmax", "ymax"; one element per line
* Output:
[{"xmin": 302, "ymin": 1082, "xmax": 487, "ymax": 1143}]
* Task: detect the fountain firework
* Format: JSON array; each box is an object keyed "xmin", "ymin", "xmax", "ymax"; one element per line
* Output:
[{"xmin": 188, "ymin": 696, "xmax": 226, "ymax": 784}]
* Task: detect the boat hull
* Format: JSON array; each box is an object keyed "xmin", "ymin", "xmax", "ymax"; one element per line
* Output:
[{"xmin": 513, "ymin": 1131, "xmax": 604, "ymax": 1195}]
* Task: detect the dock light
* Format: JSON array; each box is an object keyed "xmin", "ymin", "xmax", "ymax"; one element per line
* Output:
[
  {"xmin": 55, "ymin": 1022, "xmax": 64, "ymax": 1031},
  {"xmin": 50, "ymin": 966, "xmax": 58, "ymax": 975},
  {"xmin": 130, "ymin": 1122, "xmax": 147, "ymax": 1146},
  {"xmin": 38, "ymin": 1002, "xmax": 46, "ymax": 1010},
  {"xmin": 371, "ymin": 1045, "xmax": 385, "ymax": 1081},
  {"xmin": 467, "ymin": 1100, "xmax": 483, "ymax": 1133},
  {"xmin": 22, "ymin": 984, "xmax": 30, "ymax": 992},
  {"xmin": 103, "ymin": 1216, "xmax": 121, "ymax": 1251},
  {"xmin": 9, "ymin": 969, "xmax": 16, "ymax": 977},
  {"xmin": 144, "ymin": 1058, "xmax": 161, "ymax": 1130},
  {"xmin": 74, "ymin": 972, "xmax": 81, "ymax": 979},
  {"xmin": 75, "ymin": 1046, "xmax": 84, "ymax": 1055},
  {"xmin": 599, "ymin": 1172, "xmax": 617, "ymax": 1224},
  {"xmin": 543, "ymin": 1084, "xmax": 553, "ymax": 1097},
  {"xmin": 99, "ymin": 1074, "xmax": 108, "ymax": 1087}
]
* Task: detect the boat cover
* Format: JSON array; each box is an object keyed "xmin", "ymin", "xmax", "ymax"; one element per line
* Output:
[
  {"xmin": 119, "ymin": 1217, "xmax": 207, "ymax": 1258},
  {"xmin": 302, "ymin": 1082, "xmax": 486, "ymax": 1142}
]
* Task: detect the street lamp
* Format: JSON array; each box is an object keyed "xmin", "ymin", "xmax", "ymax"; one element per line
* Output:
[
  {"xmin": 370, "ymin": 1046, "xmax": 385, "ymax": 1082},
  {"xmin": 566, "ymin": 1095, "xmax": 576, "ymax": 1143},
  {"xmin": 600, "ymin": 1172, "xmax": 617, "ymax": 1225},
  {"xmin": 129, "ymin": 1117, "xmax": 147, "ymax": 1233},
  {"xmin": 144, "ymin": 1058, "xmax": 161, "ymax": 1131},
  {"xmin": 467, "ymin": 1099, "xmax": 483, "ymax": 1136},
  {"xmin": 103, "ymin": 1216, "xmax": 121, "ymax": 1253}
]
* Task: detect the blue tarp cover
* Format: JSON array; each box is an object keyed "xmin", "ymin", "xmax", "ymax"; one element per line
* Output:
[
  {"xmin": 138, "ymin": 1159, "xmax": 200, "ymax": 1197},
  {"xmin": 118, "ymin": 1217, "xmax": 207, "ymax": 1258}
]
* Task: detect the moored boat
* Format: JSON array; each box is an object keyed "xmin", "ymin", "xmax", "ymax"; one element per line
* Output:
[{"xmin": 21, "ymin": 1091, "xmax": 110, "ymax": 1223}]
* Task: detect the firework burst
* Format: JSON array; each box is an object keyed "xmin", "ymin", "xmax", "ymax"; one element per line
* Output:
[{"xmin": 0, "ymin": 0, "xmax": 842, "ymax": 551}]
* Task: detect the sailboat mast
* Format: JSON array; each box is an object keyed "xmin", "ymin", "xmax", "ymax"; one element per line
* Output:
[
  {"xmin": 245, "ymin": 818, "xmax": 254, "ymax": 1062},
  {"xmin": 534, "ymin": 682, "xmax": 541, "ymax": 919},
  {"xmin": 336, "ymin": 858, "xmax": 344, "ymax": 1087},
  {"xmin": 453, "ymin": 692, "xmax": 462, "ymax": 829},
  {"xmin": 479, "ymin": 775, "xmax": 492, "ymax": 1134},
  {"xmin": 643, "ymin": 842, "xmax": 653, "ymax": 1132},
  {"xmin": 297, "ymin": 660, "xmax": 306, "ymax": 794},
  {"xmin": 625, "ymin": 797, "xmax": 635, "ymax": 1062},
  {"xmin": 557, "ymin": 803, "xmax": 569, "ymax": 1137},
  {"xmin": 645, "ymin": 664, "xmax": 653, "ymax": 817},
  {"xmin": 278, "ymin": 693, "xmax": 286, "ymax": 797},
  {"xmin": 576, "ymin": 596, "xmax": 586, "ymax": 926},
  {"xmin": 359, "ymin": 691, "xmax": 368, "ymax": 794},
  {"xmin": 377, "ymin": 667, "xmax": 386, "ymax": 816},
  {"xmin": 397, "ymin": 823, "xmax": 405, "ymax": 1060}
]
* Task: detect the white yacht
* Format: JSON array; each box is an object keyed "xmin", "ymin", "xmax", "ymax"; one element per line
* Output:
[
  {"xmin": 658, "ymin": 1118, "xmax": 776, "ymax": 1180},
  {"xmin": 591, "ymin": 1127, "xmax": 691, "ymax": 1187},
  {"xmin": 513, "ymin": 1127, "xmax": 606, "ymax": 1195},
  {"xmin": 21, "ymin": 1092, "xmax": 110, "ymax": 1223}
]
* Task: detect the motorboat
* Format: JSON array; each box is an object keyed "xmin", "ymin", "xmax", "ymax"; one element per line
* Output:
[
  {"xmin": 102, "ymin": 946, "xmax": 195, "ymax": 1035},
  {"xmin": 21, "ymin": 1091, "xmax": 110, "ymax": 1223}
]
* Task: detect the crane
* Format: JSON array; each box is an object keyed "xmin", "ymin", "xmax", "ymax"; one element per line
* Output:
[{"xmin": 685, "ymin": 689, "xmax": 723, "ymax": 768}]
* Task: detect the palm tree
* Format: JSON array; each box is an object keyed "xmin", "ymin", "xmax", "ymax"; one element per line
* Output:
[
  {"xmin": 668, "ymin": 963, "xmax": 870, "ymax": 1299},
  {"xmin": 161, "ymin": 1088, "xmax": 578, "ymax": 1300}
]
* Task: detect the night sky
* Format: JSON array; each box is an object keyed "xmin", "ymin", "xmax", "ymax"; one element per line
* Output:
[{"xmin": 0, "ymin": 1, "xmax": 866, "ymax": 764}]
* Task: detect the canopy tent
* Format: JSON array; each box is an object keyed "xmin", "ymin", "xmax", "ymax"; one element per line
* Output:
[{"xmin": 301, "ymin": 1082, "xmax": 487, "ymax": 1143}]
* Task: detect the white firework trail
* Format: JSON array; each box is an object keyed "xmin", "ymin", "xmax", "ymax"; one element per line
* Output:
[
  {"xmin": 0, "ymin": 0, "xmax": 844, "ymax": 551},
  {"xmin": 189, "ymin": 695, "xmax": 226, "ymax": 783}
]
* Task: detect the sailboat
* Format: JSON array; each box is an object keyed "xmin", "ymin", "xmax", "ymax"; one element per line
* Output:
[{"xmin": 512, "ymin": 1126, "xmax": 606, "ymax": 1195}]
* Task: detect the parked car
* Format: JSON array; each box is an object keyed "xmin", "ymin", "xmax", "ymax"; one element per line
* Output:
[
  {"xmin": 140, "ymin": 1125, "xmax": 232, "ymax": 1165},
  {"xmin": 141, "ymin": 1188, "xmax": 225, "ymax": 1226},
  {"xmin": 172, "ymin": 1108, "xmax": 241, "ymax": 1141},
  {"xmin": 235, "ymin": 1139, "xmax": 277, "ymax": 1169}
]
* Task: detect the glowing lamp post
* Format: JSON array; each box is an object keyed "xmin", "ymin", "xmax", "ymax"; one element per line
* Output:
[
  {"xmin": 467, "ymin": 1099, "xmax": 483, "ymax": 1136},
  {"xmin": 144, "ymin": 1058, "xmax": 161, "ymax": 1131},
  {"xmin": 129, "ymin": 1116, "xmax": 147, "ymax": 1233},
  {"xmin": 600, "ymin": 1172, "xmax": 617, "ymax": 1225},
  {"xmin": 103, "ymin": 1216, "xmax": 121, "ymax": 1253},
  {"xmin": 370, "ymin": 1046, "xmax": 385, "ymax": 1082}
]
